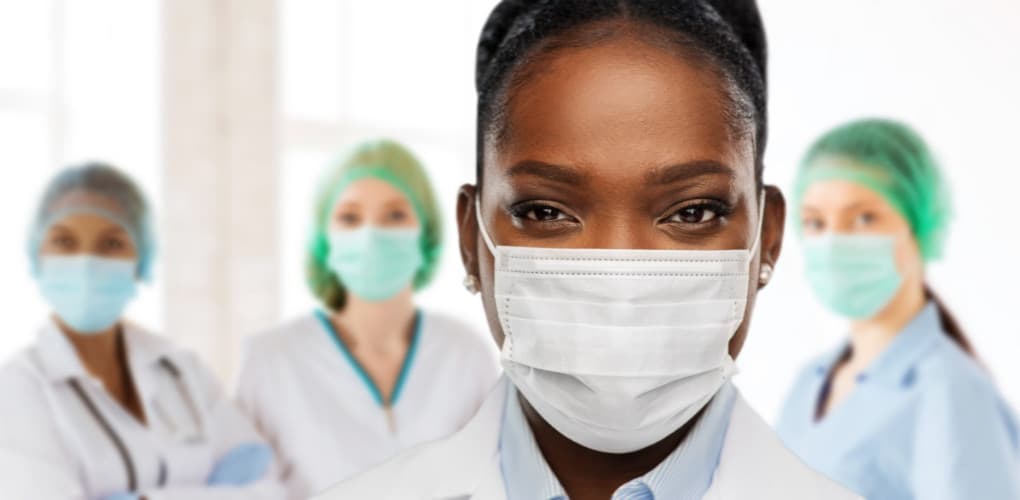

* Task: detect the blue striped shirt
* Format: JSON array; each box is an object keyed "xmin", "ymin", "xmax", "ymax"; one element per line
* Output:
[{"xmin": 499, "ymin": 382, "xmax": 736, "ymax": 500}]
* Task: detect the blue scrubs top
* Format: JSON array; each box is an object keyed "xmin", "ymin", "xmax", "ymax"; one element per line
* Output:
[{"xmin": 776, "ymin": 303, "xmax": 1020, "ymax": 500}]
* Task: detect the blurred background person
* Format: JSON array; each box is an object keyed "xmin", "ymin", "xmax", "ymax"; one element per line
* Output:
[
  {"xmin": 236, "ymin": 140, "xmax": 500, "ymax": 499},
  {"xmin": 775, "ymin": 119, "xmax": 1020, "ymax": 500},
  {"xmin": 0, "ymin": 164, "xmax": 285, "ymax": 499}
]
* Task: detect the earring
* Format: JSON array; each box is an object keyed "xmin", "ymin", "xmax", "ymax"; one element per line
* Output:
[
  {"xmin": 758, "ymin": 263, "xmax": 774, "ymax": 286},
  {"xmin": 463, "ymin": 274, "xmax": 481, "ymax": 295}
]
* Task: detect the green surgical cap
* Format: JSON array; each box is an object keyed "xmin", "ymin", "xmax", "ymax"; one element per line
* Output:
[
  {"xmin": 307, "ymin": 139, "xmax": 442, "ymax": 311},
  {"xmin": 794, "ymin": 118, "xmax": 951, "ymax": 261}
]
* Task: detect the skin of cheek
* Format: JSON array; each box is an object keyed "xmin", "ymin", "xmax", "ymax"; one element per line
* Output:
[
  {"xmin": 893, "ymin": 229, "xmax": 925, "ymax": 287},
  {"xmin": 875, "ymin": 200, "xmax": 924, "ymax": 283}
]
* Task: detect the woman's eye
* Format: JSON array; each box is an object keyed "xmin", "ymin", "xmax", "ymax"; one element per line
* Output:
[
  {"xmin": 337, "ymin": 213, "xmax": 360, "ymax": 225},
  {"xmin": 524, "ymin": 205, "xmax": 566, "ymax": 222},
  {"xmin": 855, "ymin": 212, "xmax": 876, "ymax": 227},
  {"xmin": 510, "ymin": 203, "xmax": 572, "ymax": 223},
  {"xmin": 387, "ymin": 210, "xmax": 408, "ymax": 222},
  {"xmin": 52, "ymin": 235, "xmax": 75, "ymax": 249},
  {"xmin": 802, "ymin": 218, "xmax": 824, "ymax": 233},
  {"xmin": 507, "ymin": 202, "xmax": 579, "ymax": 234},
  {"xmin": 101, "ymin": 238, "xmax": 125, "ymax": 252},
  {"xmin": 669, "ymin": 205, "xmax": 719, "ymax": 224}
]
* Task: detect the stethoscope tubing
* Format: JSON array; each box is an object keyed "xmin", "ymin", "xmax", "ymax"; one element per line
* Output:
[{"xmin": 68, "ymin": 356, "xmax": 199, "ymax": 492}]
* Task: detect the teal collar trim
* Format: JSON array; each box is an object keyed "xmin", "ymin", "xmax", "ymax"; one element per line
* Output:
[{"xmin": 314, "ymin": 309, "xmax": 423, "ymax": 407}]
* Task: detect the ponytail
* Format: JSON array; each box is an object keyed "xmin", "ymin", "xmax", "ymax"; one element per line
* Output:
[{"xmin": 924, "ymin": 285, "xmax": 977, "ymax": 359}]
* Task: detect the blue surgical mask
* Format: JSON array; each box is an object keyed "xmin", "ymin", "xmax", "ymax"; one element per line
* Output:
[
  {"xmin": 38, "ymin": 256, "xmax": 138, "ymax": 334},
  {"xmin": 327, "ymin": 226, "xmax": 423, "ymax": 302},
  {"xmin": 803, "ymin": 234, "xmax": 903, "ymax": 320}
]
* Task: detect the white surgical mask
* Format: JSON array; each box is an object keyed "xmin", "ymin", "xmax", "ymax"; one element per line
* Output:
[{"xmin": 476, "ymin": 195, "xmax": 764, "ymax": 453}]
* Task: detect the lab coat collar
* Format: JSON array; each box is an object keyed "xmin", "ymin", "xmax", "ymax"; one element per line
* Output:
[
  {"xmin": 348, "ymin": 376, "xmax": 857, "ymax": 500},
  {"xmin": 422, "ymin": 377, "xmax": 508, "ymax": 499},
  {"xmin": 812, "ymin": 302, "xmax": 943, "ymax": 389},
  {"xmin": 34, "ymin": 320, "xmax": 174, "ymax": 384},
  {"xmin": 702, "ymin": 385, "xmax": 858, "ymax": 499},
  {"xmin": 35, "ymin": 320, "xmax": 88, "ymax": 382}
]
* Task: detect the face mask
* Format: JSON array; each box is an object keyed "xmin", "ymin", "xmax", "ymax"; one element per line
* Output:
[
  {"xmin": 476, "ymin": 195, "xmax": 764, "ymax": 454},
  {"xmin": 328, "ymin": 226, "xmax": 423, "ymax": 302},
  {"xmin": 38, "ymin": 256, "xmax": 138, "ymax": 334},
  {"xmin": 803, "ymin": 234, "xmax": 903, "ymax": 320}
]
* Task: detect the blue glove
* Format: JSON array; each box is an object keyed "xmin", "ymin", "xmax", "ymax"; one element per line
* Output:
[
  {"xmin": 207, "ymin": 442, "xmax": 274, "ymax": 486},
  {"xmin": 101, "ymin": 494, "xmax": 139, "ymax": 500}
]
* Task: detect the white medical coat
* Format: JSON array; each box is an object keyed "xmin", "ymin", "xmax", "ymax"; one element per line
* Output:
[
  {"xmin": 313, "ymin": 377, "xmax": 863, "ymax": 500},
  {"xmin": 236, "ymin": 311, "xmax": 501, "ymax": 500},
  {"xmin": 0, "ymin": 322, "xmax": 285, "ymax": 500}
]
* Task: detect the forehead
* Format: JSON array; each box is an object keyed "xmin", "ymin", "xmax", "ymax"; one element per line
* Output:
[
  {"xmin": 334, "ymin": 178, "xmax": 409, "ymax": 204},
  {"xmin": 492, "ymin": 34, "xmax": 751, "ymax": 182},
  {"xmin": 48, "ymin": 212, "xmax": 127, "ymax": 233},
  {"xmin": 801, "ymin": 180, "xmax": 892, "ymax": 211}
]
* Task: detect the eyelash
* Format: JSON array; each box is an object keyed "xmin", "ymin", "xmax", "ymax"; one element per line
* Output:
[
  {"xmin": 508, "ymin": 201, "xmax": 576, "ymax": 225},
  {"xmin": 506, "ymin": 199, "xmax": 733, "ymax": 228},
  {"xmin": 662, "ymin": 200, "xmax": 733, "ymax": 226}
]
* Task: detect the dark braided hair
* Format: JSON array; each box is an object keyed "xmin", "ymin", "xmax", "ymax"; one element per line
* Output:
[{"xmin": 475, "ymin": 0, "xmax": 768, "ymax": 183}]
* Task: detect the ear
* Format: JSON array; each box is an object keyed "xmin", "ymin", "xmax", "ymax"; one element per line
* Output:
[
  {"xmin": 759, "ymin": 185, "xmax": 786, "ymax": 289},
  {"xmin": 456, "ymin": 184, "xmax": 480, "ymax": 279}
]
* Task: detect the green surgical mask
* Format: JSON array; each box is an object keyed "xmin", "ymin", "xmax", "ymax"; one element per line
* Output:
[
  {"xmin": 803, "ymin": 234, "xmax": 903, "ymax": 319},
  {"xmin": 327, "ymin": 226, "xmax": 423, "ymax": 302}
]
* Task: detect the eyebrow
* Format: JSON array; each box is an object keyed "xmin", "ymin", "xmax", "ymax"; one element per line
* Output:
[
  {"xmin": 98, "ymin": 226, "xmax": 129, "ymax": 237},
  {"xmin": 382, "ymin": 198, "xmax": 413, "ymax": 207},
  {"xmin": 801, "ymin": 201, "xmax": 877, "ymax": 214},
  {"xmin": 645, "ymin": 160, "xmax": 735, "ymax": 186},
  {"xmin": 505, "ymin": 160, "xmax": 586, "ymax": 185}
]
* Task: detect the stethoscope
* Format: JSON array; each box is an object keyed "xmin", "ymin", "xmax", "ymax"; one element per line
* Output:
[{"xmin": 67, "ymin": 356, "xmax": 203, "ymax": 491}]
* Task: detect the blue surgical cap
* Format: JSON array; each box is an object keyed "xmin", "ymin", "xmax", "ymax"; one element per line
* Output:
[{"xmin": 28, "ymin": 162, "xmax": 157, "ymax": 281}]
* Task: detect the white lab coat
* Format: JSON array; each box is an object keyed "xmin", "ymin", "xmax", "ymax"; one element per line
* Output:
[
  {"xmin": 236, "ymin": 311, "xmax": 501, "ymax": 500},
  {"xmin": 314, "ymin": 377, "xmax": 863, "ymax": 500},
  {"xmin": 0, "ymin": 321, "xmax": 286, "ymax": 500}
]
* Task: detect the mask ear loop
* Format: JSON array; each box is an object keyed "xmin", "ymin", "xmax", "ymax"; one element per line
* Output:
[
  {"xmin": 474, "ymin": 193, "xmax": 498, "ymax": 255},
  {"xmin": 748, "ymin": 191, "xmax": 767, "ymax": 258}
]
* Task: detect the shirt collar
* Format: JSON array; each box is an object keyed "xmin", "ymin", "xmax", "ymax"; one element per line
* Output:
[
  {"xmin": 499, "ymin": 382, "xmax": 737, "ymax": 500},
  {"xmin": 34, "ymin": 320, "xmax": 171, "ymax": 383},
  {"xmin": 639, "ymin": 382, "xmax": 736, "ymax": 499},
  {"xmin": 500, "ymin": 384, "xmax": 566, "ymax": 500},
  {"xmin": 813, "ymin": 301, "xmax": 944, "ymax": 388}
]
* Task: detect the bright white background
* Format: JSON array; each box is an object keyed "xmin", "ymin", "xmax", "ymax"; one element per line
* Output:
[{"xmin": 1, "ymin": 0, "xmax": 1018, "ymax": 420}]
